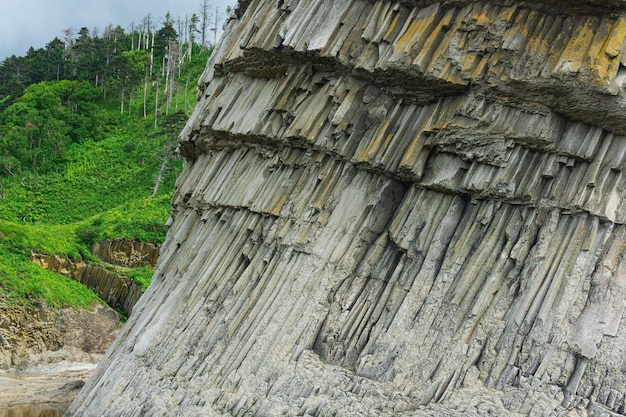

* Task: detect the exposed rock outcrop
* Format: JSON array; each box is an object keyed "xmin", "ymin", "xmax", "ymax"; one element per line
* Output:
[
  {"xmin": 30, "ymin": 253, "xmax": 143, "ymax": 315},
  {"xmin": 31, "ymin": 239, "xmax": 159, "ymax": 315},
  {"xmin": 68, "ymin": 1, "xmax": 626, "ymax": 416},
  {"xmin": 92, "ymin": 239, "xmax": 160, "ymax": 268},
  {"xmin": 0, "ymin": 301, "xmax": 119, "ymax": 369}
]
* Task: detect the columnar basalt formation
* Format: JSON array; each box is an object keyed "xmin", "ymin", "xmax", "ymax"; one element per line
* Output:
[
  {"xmin": 29, "ymin": 240, "xmax": 157, "ymax": 316},
  {"xmin": 30, "ymin": 253, "xmax": 143, "ymax": 315},
  {"xmin": 67, "ymin": 1, "xmax": 626, "ymax": 416}
]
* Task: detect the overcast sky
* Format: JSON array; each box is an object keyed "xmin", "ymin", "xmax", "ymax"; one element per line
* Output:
[{"xmin": 0, "ymin": 0, "xmax": 238, "ymax": 60}]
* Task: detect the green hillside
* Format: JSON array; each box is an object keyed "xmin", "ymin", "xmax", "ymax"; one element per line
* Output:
[{"xmin": 0, "ymin": 13, "xmax": 215, "ymax": 309}]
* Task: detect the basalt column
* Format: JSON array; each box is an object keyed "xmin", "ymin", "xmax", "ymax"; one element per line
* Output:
[{"xmin": 67, "ymin": 1, "xmax": 626, "ymax": 416}]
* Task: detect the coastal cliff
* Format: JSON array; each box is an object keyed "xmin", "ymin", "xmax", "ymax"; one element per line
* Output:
[{"xmin": 67, "ymin": 1, "xmax": 626, "ymax": 416}]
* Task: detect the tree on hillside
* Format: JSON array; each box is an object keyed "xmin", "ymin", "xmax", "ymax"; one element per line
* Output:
[
  {"xmin": 0, "ymin": 81, "xmax": 102, "ymax": 176},
  {"xmin": 44, "ymin": 38, "xmax": 66, "ymax": 81},
  {"xmin": 0, "ymin": 4, "xmax": 233, "ymax": 135},
  {"xmin": 0, "ymin": 84, "xmax": 69, "ymax": 177},
  {"xmin": 0, "ymin": 56, "xmax": 31, "ymax": 100},
  {"xmin": 101, "ymin": 25, "xmax": 127, "ymax": 101},
  {"xmin": 154, "ymin": 13, "xmax": 177, "ymax": 66},
  {"xmin": 187, "ymin": 14, "xmax": 200, "ymax": 61},
  {"xmin": 152, "ymin": 14, "xmax": 180, "ymax": 119},
  {"xmin": 73, "ymin": 27, "xmax": 96, "ymax": 82},
  {"xmin": 120, "ymin": 49, "xmax": 150, "ymax": 114}
]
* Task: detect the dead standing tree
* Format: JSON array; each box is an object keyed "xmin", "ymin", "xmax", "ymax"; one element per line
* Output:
[{"xmin": 199, "ymin": 0, "xmax": 212, "ymax": 52}]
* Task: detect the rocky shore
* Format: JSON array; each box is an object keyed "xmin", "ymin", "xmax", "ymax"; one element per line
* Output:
[
  {"xmin": 0, "ymin": 303, "xmax": 120, "ymax": 413},
  {"xmin": 0, "ymin": 238, "xmax": 158, "ymax": 412},
  {"xmin": 0, "ymin": 356, "xmax": 98, "ymax": 416}
]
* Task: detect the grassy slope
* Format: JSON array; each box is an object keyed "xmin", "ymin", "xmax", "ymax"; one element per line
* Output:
[
  {"xmin": 0, "ymin": 53, "xmax": 207, "ymax": 309},
  {"xmin": 0, "ymin": 120, "xmax": 181, "ymax": 308}
]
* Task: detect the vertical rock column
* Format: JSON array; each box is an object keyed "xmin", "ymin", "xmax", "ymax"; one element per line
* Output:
[{"xmin": 68, "ymin": 1, "xmax": 626, "ymax": 416}]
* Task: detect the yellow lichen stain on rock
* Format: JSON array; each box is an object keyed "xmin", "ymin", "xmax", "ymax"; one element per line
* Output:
[
  {"xmin": 471, "ymin": 4, "xmax": 494, "ymax": 28},
  {"xmin": 375, "ymin": 132, "xmax": 396, "ymax": 164},
  {"xmin": 591, "ymin": 56, "xmax": 621, "ymax": 91},
  {"xmin": 501, "ymin": 9, "xmax": 532, "ymax": 51},
  {"xmin": 471, "ymin": 54, "xmax": 490, "ymax": 80},
  {"xmin": 399, "ymin": 133, "xmax": 429, "ymax": 174},
  {"xmin": 510, "ymin": 14, "xmax": 555, "ymax": 80},
  {"xmin": 394, "ymin": 21, "xmax": 422, "ymax": 54},
  {"xmin": 605, "ymin": 16, "xmax": 626, "ymax": 58},
  {"xmin": 497, "ymin": 5, "xmax": 518, "ymax": 26},
  {"xmin": 434, "ymin": 61, "xmax": 467, "ymax": 86},
  {"xmin": 357, "ymin": 119, "xmax": 390, "ymax": 162},
  {"xmin": 426, "ymin": 7, "xmax": 473, "ymax": 82},
  {"xmin": 486, "ymin": 50, "xmax": 508, "ymax": 80},
  {"xmin": 541, "ymin": 16, "xmax": 576, "ymax": 79},
  {"xmin": 391, "ymin": 4, "xmax": 442, "ymax": 62},
  {"xmin": 552, "ymin": 16, "xmax": 600, "ymax": 77},
  {"xmin": 413, "ymin": 9, "xmax": 456, "ymax": 72},
  {"xmin": 591, "ymin": 18, "xmax": 624, "ymax": 90},
  {"xmin": 584, "ymin": 17, "xmax": 613, "ymax": 70},
  {"xmin": 268, "ymin": 193, "xmax": 287, "ymax": 216},
  {"xmin": 383, "ymin": 14, "xmax": 400, "ymax": 42}
]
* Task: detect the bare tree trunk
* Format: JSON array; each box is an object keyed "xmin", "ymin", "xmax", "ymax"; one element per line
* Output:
[
  {"xmin": 165, "ymin": 44, "xmax": 177, "ymax": 116},
  {"xmin": 178, "ymin": 17, "xmax": 185, "ymax": 61},
  {"xmin": 130, "ymin": 22, "xmax": 135, "ymax": 50},
  {"xmin": 151, "ymin": 145, "xmax": 173, "ymax": 198},
  {"xmin": 164, "ymin": 55, "xmax": 170, "ymax": 115},
  {"xmin": 154, "ymin": 79, "xmax": 160, "ymax": 129},
  {"xmin": 184, "ymin": 72, "xmax": 191, "ymax": 113},
  {"xmin": 120, "ymin": 77, "xmax": 126, "ymax": 114},
  {"xmin": 186, "ymin": 15, "xmax": 193, "ymax": 61},
  {"xmin": 128, "ymin": 90, "xmax": 132, "ymax": 116},
  {"xmin": 150, "ymin": 30, "xmax": 155, "ymax": 77},
  {"xmin": 213, "ymin": 7, "xmax": 218, "ymax": 47},
  {"xmin": 143, "ymin": 71, "xmax": 148, "ymax": 118},
  {"xmin": 170, "ymin": 43, "xmax": 178, "ymax": 112},
  {"xmin": 199, "ymin": 0, "xmax": 211, "ymax": 52}
]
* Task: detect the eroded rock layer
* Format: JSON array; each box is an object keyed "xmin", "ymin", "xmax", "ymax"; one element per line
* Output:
[
  {"xmin": 68, "ymin": 1, "xmax": 626, "ymax": 416},
  {"xmin": 31, "ymin": 253, "xmax": 143, "ymax": 315}
]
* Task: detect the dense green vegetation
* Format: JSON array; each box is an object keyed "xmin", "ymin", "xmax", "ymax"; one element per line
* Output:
[
  {"xmin": 0, "ymin": 221, "xmax": 98, "ymax": 308},
  {"xmin": 0, "ymin": 10, "xmax": 217, "ymax": 309}
]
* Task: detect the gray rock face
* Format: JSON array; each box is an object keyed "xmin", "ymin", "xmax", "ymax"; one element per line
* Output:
[
  {"xmin": 67, "ymin": 1, "xmax": 626, "ymax": 416},
  {"xmin": 91, "ymin": 239, "xmax": 160, "ymax": 268}
]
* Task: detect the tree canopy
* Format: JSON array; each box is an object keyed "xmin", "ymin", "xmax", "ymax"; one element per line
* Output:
[
  {"xmin": 0, "ymin": 80, "xmax": 102, "ymax": 176},
  {"xmin": 0, "ymin": 10, "xmax": 217, "ymax": 109},
  {"xmin": 0, "ymin": 9, "xmax": 224, "ymax": 177}
]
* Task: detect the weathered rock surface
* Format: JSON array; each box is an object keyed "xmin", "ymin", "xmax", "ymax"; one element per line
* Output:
[
  {"xmin": 1, "ymin": 239, "xmax": 154, "ymax": 372},
  {"xmin": 31, "ymin": 239, "xmax": 159, "ymax": 315},
  {"xmin": 0, "ymin": 362, "xmax": 93, "ymax": 415},
  {"xmin": 68, "ymin": 1, "xmax": 626, "ymax": 416},
  {"xmin": 0, "ymin": 301, "xmax": 119, "ymax": 370},
  {"xmin": 92, "ymin": 239, "xmax": 160, "ymax": 268},
  {"xmin": 30, "ymin": 253, "xmax": 143, "ymax": 315}
]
